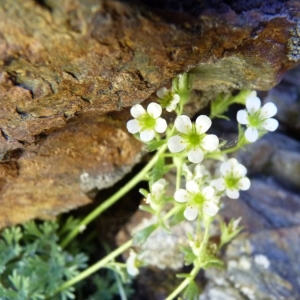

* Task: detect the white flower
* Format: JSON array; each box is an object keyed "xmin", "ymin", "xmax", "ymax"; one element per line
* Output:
[
  {"xmin": 156, "ymin": 87, "xmax": 180, "ymax": 112},
  {"xmin": 126, "ymin": 250, "xmax": 140, "ymax": 277},
  {"xmin": 215, "ymin": 158, "xmax": 251, "ymax": 199},
  {"xmin": 127, "ymin": 102, "xmax": 167, "ymax": 142},
  {"xmin": 237, "ymin": 91, "xmax": 279, "ymax": 142},
  {"xmin": 168, "ymin": 115, "xmax": 219, "ymax": 163},
  {"xmin": 174, "ymin": 180, "xmax": 219, "ymax": 221},
  {"xmin": 146, "ymin": 178, "xmax": 167, "ymax": 211}
]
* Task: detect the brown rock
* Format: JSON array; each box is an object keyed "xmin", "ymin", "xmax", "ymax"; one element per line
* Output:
[
  {"xmin": 0, "ymin": 0, "xmax": 299, "ymax": 226},
  {"xmin": 0, "ymin": 112, "xmax": 142, "ymax": 228}
]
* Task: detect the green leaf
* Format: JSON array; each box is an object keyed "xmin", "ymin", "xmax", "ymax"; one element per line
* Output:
[
  {"xmin": 147, "ymin": 140, "xmax": 165, "ymax": 152},
  {"xmin": 0, "ymin": 220, "xmax": 88, "ymax": 300},
  {"xmin": 2, "ymin": 227, "xmax": 22, "ymax": 245},
  {"xmin": 172, "ymin": 73, "xmax": 193, "ymax": 105},
  {"xmin": 168, "ymin": 206, "xmax": 185, "ymax": 227},
  {"xmin": 22, "ymin": 221, "xmax": 42, "ymax": 239},
  {"xmin": 139, "ymin": 205, "xmax": 156, "ymax": 214},
  {"xmin": 202, "ymin": 255, "xmax": 224, "ymax": 270},
  {"xmin": 215, "ymin": 114, "xmax": 230, "ymax": 120},
  {"xmin": 58, "ymin": 216, "xmax": 81, "ymax": 237},
  {"xmin": 181, "ymin": 246, "xmax": 196, "ymax": 266},
  {"xmin": 132, "ymin": 224, "xmax": 157, "ymax": 246},
  {"xmin": 149, "ymin": 156, "xmax": 165, "ymax": 185},
  {"xmin": 183, "ymin": 280, "xmax": 200, "ymax": 300},
  {"xmin": 232, "ymin": 90, "xmax": 251, "ymax": 105},
  {"xmin": 176, "ymin": 273, "xmax": 190, "ymax": 279},
  {"xmin": 159, "ymin": 220, "xmax": 171, "ymax": 234},
  {"xmin": 139, "ymin": 188, "xmax": 148, "ymax": 198}
]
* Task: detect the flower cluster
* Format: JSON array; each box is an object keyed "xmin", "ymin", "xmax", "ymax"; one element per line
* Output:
[
  {"xmin": 237, "ymin": 91, "xmax": 278, "ymax": 142},
  {"xmin": 126, "ymin": 87, "xmax": 278, "ymax": 225},
  {"xmin": 122, "ymin": 81, "xmax": 283, "ymax": 300}
]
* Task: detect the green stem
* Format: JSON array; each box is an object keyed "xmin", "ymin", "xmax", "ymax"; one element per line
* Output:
[
  {"xmin": 221, "ymin": 145, "xmax": 240, "ymax": 154},
  {"xmin": 53, "ymin": 240, "xmax": 132, "ymax": 296},
  {"xmin": 175, "ymin": 160, "xmax": 182, "ymax": 190},
  {"xmin": 166, "ymin": 218, "xmax": 212, "ymax": 300},
  {"xmin": 166, "ymin": 266, "xmax": 199, "ymax": 300},
  {"xmin": 61, "ymin": 144, "xmax": 168, "ymax": 249},
  {"xmin": 55, "ymin": 198, "xmax": 180, "ymax": 297}
]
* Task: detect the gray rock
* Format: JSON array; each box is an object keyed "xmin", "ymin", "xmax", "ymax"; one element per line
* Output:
[{"xmin": 236, "ymin": 133, "xmax": 300, "ymax": 190}]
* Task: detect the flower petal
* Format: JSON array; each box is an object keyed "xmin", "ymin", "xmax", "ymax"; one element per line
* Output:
[
  {"xmin": 194, "ymin": 164, "xmax": 207, "ymax": 180},
  {"xmin": 156, "ymin": 87, "xmax": 168, "ymax": 99},
  {"xmin": 261, "ymin": 118, "xmax": 279, "ymax": 132},
  {"xmin": 228, "ymin": 158, "xmax": 238, "ymax": 167},
  {"xmin": 173, "ymin": 94, "xmax": 180, "ymax": 103},
  {"xmin": 201, "ymin": 134, "xmax": 219, "ymax": 151},
  {"xmin": 131, "ymin": 104, "xmax": 145, "ymax": 118},
  {"xmin": 188, "ymin": 148, "xmax": 204, "ymax": 164},
  {"xmin": 168, "ymin": 135, "xmax": 187, "ymax": 153},
  {"xmin": 220, "ymin": 162, "xmax": 231, "ymax": 176},
  {"xmin": 238, "ymin": 177, "xmax": 251, "ymax": 190},
  {"xmin": 152, "ymin": 179, "xmax": 167, "ymax": 197},
  {"xmin": 174, "ymin": 115, "xmax": 192, "ymax": 134},
  {"xmin": 233, "ymin": 164, "xmax": 247, "ymax": 177},
  {"xmin": 245, "ymin": 127, "xmax": 259, "ymax": 142},
  {"xmin": 166, "ymin": 104, "xmax": 176, "ymax": 112},
  {"xmin": 155, "ymin": 118, "xmax": 167, "ymax": 133},
  {"xmin": 174, "ymin": 189, "xmax": 189, "ymax": 203},
  {"xmin": 146, "ymin": 194, "xmax": 152, "ymax": 204},
  {"xmin": 237, "ymin": 110, "xmax": 249, "ymax": 125},
  {"xmin": 195, "ymin": 115, "xmax": 212, "ymax": 134},
  {"xmin": 186, "ymin": 180, "xmax": 200, "ymax": 194},
  {"xmin": 226, "ymin": 189, "xmax": 240, "ymax": 199},
  {"xmin": 140, "ymin": 130, "xmax": 155, "ymax": 142},
  {"xmin": 184, "ymin": 206, "xmax": 198, "ymax": 221},
  {"xmin": 127, "ymin": 119, "xmax": 141, "ymax": 134},
  {"xmin": 260, "ymin": 102, "xmax": 277, "ymax": 118},
  {"xmin": 147, "ymin": 102, "xmax": 162, "ymax": 118},
  {"xmin": 214, "ymin": 178, "xmax": 226, "ymax": 191},
  {"xmin": 166, "ymin": 94, "xmax": 180, "ymax": 112},
  {"xmin": 202, "ymin": 186, "xmax": 215, "ymax": 199},
  {"xmin": 246, "ymin": 95, "xmax": 261, "ymax": 114},
  {"xmin": 203, "ymin": 201, "xmax": 219, "ymax": 216},
  {"xmin": 211, "ymin": 196, "xmax": 220, "ymax": 204}
]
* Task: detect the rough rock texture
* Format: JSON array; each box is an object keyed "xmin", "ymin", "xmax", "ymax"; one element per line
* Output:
[{"xmin": 0, "ymin": 0, "xmax": 299, "ymax": 227}]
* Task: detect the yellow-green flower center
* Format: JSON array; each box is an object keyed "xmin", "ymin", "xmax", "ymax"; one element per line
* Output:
[
  {"xmin": 191, "ymin": 193, "xmax": 205, "ymax": 205},
  {"xmin": 225, "ymin": 176, "xmax": 240, "ymax": 189},
  {"xmin": 248, "ymin": 111, "xmax": 263, "ymax": 128},
  {"xmin": 139, "ymin": 114, "xmax": 156, "ymax": 130},
  {"xmin": 185, "ymin": 126, "xmax": 204, "ymax": 148}
]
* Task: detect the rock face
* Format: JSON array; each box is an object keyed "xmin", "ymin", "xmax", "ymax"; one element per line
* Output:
[{"xmin": 0, "ymin": 0, "xmax": 299, "ymax": 226}]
